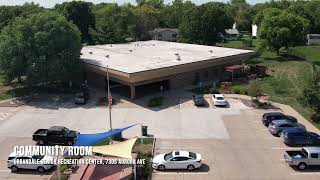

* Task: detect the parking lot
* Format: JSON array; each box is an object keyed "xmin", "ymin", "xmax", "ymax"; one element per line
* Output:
[
  {"xmin": 0, "ymin": 93, "xmax": 319, "ymax": 179},
  {"xmin": 152, "ymin": 108, "xmax": 320, "ymax": 180}
]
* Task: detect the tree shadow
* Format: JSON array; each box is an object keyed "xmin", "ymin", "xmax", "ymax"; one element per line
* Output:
[{"xmin": 264, "ymin": 53, "xmax": 306, "ymax": 62}]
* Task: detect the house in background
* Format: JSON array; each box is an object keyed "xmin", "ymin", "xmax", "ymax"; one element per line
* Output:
[
  {"xmin": 149, "ymin": 28, "xmax": 178, "ymax": 42},
  {"xmin": 307, "ymin": 34, "xmax": 320, "ymax": 45},
  {"xmin": 224, "ymin": 28, "xmax": 240, "ymax": 41}
]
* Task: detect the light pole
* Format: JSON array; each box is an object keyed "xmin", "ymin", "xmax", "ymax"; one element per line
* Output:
[{"xmin": 106, "ymin": 66, "xmax": 113, "ymax": 144}]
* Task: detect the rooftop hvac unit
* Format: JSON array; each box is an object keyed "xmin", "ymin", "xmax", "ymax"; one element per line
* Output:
[{"xmin": 175, "ymin": 53, "xmax": 181, "ymax": 61}]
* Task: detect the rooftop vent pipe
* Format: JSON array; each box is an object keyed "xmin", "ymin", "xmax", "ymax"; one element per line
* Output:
[{"xmin": 175, "ymin": 53, "xmax": 181, "ymax": 61}]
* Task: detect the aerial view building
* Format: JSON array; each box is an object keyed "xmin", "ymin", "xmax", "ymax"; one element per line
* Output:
[{"xmin": 81, "ymin": 40, "xmax": 254, "ymax": 99}]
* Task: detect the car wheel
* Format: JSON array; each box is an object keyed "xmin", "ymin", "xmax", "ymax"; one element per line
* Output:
[
  {"xmin": 37, "ymin": 166, "xmax": 45, "ymax": 173},
  {"xmin": 158, "ymin": 165, "xmax": 165, "ymax": 171},
  {"xmin": 187, "ymin": 165, "xmax": 195, "ymax": 171},
  {"xmin": 11, "ymin": 166, "xmax": 18, "ymax": 172},
  {"xmin": 38, "ymin": 140, "xmax": 44, "ymax": 145},
  {"xmin": 298, "ymin": 162, "xmax": 307, "ymax": 170},
  {"xmin": 67, "ymin": 141, "xmax": 73, "ymax": 146}
]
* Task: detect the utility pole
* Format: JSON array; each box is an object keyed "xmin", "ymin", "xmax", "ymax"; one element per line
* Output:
[{"xmin": 106, "ymin": 66, "xmax": 113, "ymax": 144}]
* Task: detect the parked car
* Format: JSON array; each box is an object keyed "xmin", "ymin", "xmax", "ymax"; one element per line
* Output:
[
  {"xmin": 74, "ymin": 84, "xmax": 89, "ymax": 104},
  {"xmin": 212, "ymin": 94, "xmax": 227, "ymax": 106},
  {"xmin": 284, "ymin": 147, "xmax": 320, "ymax": 170},
  {"xmin": 33, "ymin": 126, "xmax": 79, "ymax": 146},
  {"xmin": 7, "ymin": 152, "xmax": 54, "ymax": 173},
  {"xmin": 268, "ymin": 120, "xmax": 305, "ymax": 136},
  {"xmin": 262, "ymin": 112, "xmax": 297, "ymax": 126},
  {"xmin": 152, "ymin": 151, "xmax": 202, "ymax": 171},
  {"xmin": 281, "ymin": 128, "xmax": 320, "ymax": 146},
  {"xmin": 192, "ymin": 95, "xmax": 206, "ymax": 107}
]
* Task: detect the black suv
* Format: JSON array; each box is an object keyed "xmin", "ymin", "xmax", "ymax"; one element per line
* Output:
[{"xmin": 262, "ymin": 112, "xmax": 297, "ymax": 126}]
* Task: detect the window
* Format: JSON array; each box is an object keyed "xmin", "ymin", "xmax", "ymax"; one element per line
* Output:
[
  {"xmin": 189, "ymin": 152, "xmax": 197, "ymax": 159},
  {"xmin": 164, "ymin": 152, "xmax": 173, "ymax": 161},
  {"xmin": 217, "ymin": 97, "xmax": 224, "ymax": 100},
  {"xmin": 311, "ymin": 153, "xmax": 318, "ymax": 158},
  {"xmin": 177, "ymin": 157, "xmax": 189, "ymax": 161},
  {"xmin": 309, "ymin": 35, "xmax": 320, "ymax": 39},
  {"xmin": 172, "ymin": 34, "xmax": 177, "ymax": 38},
  {"xmin": 204, "ymin": 71, "xmax": 209, "ymax": 78},
  {"xmin": 170, "ymin": 157, "xmax": 189, "ymax": 161},
  {"xmin": 170, "ymin": 157, "xmax": 179, "ymax": 161},
  {"xmin": 158, "ymin": 34, "xmax": 162, "ymax": 38}
]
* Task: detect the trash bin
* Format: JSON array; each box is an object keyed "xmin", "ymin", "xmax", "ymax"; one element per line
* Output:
[
  {"xmin": 142, "ymin": 126, "xmax": 148, "ymax": 136},
  {"xmin": 111, "ymin": 129, "xmax": 122, "ymax": 141}
]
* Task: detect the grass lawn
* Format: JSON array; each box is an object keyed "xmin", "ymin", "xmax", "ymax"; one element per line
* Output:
[{"xmin": 223, "ymin": 40, "xmax": 320, "ymax": 129}]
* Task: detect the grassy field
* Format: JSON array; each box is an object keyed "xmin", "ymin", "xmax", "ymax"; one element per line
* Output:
[{"xmin": 223, "ymin": 39, "xmax": 320, "ymax": 129}]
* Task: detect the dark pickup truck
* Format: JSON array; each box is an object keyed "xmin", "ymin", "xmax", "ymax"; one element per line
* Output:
[{"xmin": 33, "ymin": 126, "xmax": 79, "ymax": 146}]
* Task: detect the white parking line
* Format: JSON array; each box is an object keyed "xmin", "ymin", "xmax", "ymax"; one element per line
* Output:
[
  {"xmin": 0, "ymin": 112, "xmax": 10, "ymax": 121},
  {"xmin": 291, "ymin": 172, "xmax": 320, "ymax": 176},
  {"xmin": 271, "ymin": 147, "xmax": 299, "ymax": 150},
  {"xmin": 257, "ymin": 128, "xmax": 268, "ymax": 131}
]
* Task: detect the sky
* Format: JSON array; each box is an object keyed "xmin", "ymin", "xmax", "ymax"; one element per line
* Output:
[{"xmin": 0, "ymin": 0, "xmax": 269, "ymax": 8}]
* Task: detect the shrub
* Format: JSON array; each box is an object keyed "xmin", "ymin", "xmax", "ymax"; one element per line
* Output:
[
  {"xmin": 242, "ymin": 37, "xmax": 253, "ymax": 48},
  {"xmin": 232, "ymin": 86, "xmax": 248, "ymax": 95},
  {"xmin": 147, "ymin": 97, "xmax": 166, "ymax": 107},
  {"xmin": 137, "ymin": 152, "xmax": 153, "ymax": 178},
  {"xmin": 248, "ymin": 80, "xmax": 262, "ymax": 99},
  {"xmin": 311, "ymin": 113, "xmax": 320, "ymax": 123},
  {"xmin": 233, "ymin": 87, "xmax": 241, "ymax": 94}
]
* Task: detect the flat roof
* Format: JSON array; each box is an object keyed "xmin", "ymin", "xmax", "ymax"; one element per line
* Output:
[{"xmin": 81, "ymin": 40, "xmax": 254, "ymax": 74}]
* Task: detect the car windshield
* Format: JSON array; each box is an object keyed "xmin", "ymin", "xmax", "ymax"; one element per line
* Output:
[
  {"xmin": 164, "ymin": 152, "xmax": 173, "ymax": 161},
  {"xmin": 32, "ymin": 155, "xmax": 44, "ymax": 160},
  {"xmin": 63, "ymin": 128, "xmax": 70, "ymax": 136},
  {"xmin": 217, "ymin": 97, "xmax": 224, "ymax": 100},
  {"xmin": 189, "ymin": 152, "xmax": 197, "ymax": 159}
]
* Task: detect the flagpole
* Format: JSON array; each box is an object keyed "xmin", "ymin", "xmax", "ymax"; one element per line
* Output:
[{"xmin": 107, "ymin": 66, "xmax": 113, "ymax": 144}]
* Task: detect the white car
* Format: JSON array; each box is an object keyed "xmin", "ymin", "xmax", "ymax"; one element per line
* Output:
[
  {"xmin": 7, "ymin": 152, "xmax": 54, "ymax": 173},
  {"xmin": 152, "ymin": 150, "xmax": 202, "ymax": 171},
  {"xmin": 212, "ymin": 94, "xmax": 227, "ymax": 106}
]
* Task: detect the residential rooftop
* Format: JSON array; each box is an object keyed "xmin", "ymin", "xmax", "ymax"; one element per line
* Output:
[{"xmin": 80, "ymin": 40, "xmax": 254, "ymax": 74}]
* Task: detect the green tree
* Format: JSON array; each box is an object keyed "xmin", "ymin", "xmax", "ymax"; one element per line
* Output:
[
  {"xmin": 258, "ymin": 10, "xmax": 310, "ymax": 54},
  {"xmin": 132, "ymin": 4, "xmax": 160, "ymax": 40},
  {"xmin": 227, "ymin": 0, "xmax": 252, "ymax": 32},
  {"xmin": 0, "ymin": 11, "xmax": 81, "ymax": 86},
  {"xmin": 91, "ymin": 3, "xmax": 135, "ymax": 44},
  {"xmin": 160, "ymin": 0, "xmax": 195, "ymax": 28},
  {"xmin": 0, "ymin": 3, "xmax": 43, "ymax": 31},
  {"xmin": 179, "ymin": 2, "xmax": 233, "ymax": 45},
  {"xmin": 55, "ymin": 1, "xmax": 95, "ymax": 44},
  {"xmin": 301, "ymin": 70, "xmax": 320, "ymax": 122},
  {"xmin": 304, "ymin": 0, "xmax": 320, "ymax": 34}
]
